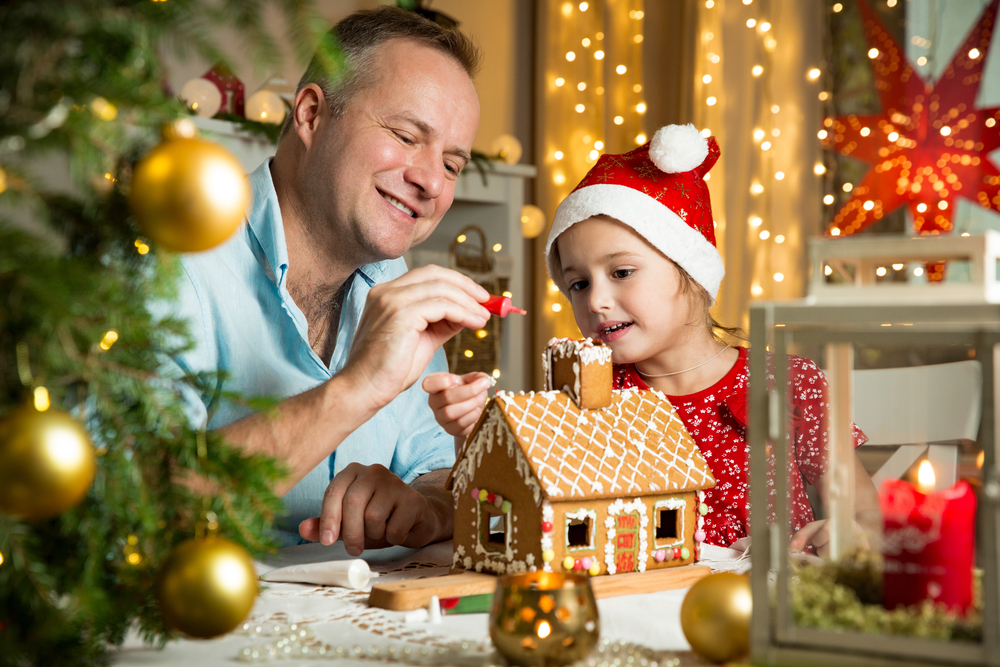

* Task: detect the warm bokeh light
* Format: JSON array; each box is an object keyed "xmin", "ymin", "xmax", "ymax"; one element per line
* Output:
[
  {"xmin": 34, "ymin": 386, "xmax": 50, "ymax": 412},
  {"xmin": 917, "ymin": 460, "xmax": 936, "ymax": 493}
]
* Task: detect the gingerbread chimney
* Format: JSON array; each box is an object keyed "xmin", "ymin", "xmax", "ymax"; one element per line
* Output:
[{"xmin": 543, "ymin": 338, "xmax": 613, "ymax": 410}]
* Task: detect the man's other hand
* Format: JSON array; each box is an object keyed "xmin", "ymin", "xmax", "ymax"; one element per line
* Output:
[{"xmin": 298, "ymin": 463, "xmax": 449, "ymax": 556}]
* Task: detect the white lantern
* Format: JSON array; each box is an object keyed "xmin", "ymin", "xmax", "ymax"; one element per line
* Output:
[
  {"xmin": 245, "ymin": 89, "xmax": 286, "ymax": 125},
  {"xmin": 520, "ymin": 204, "xmax": 546, "ymax": 239},
  {"xmin": 490, "ymin": 134, "xmax": 523, "ymax": 165},
  {"xmin": 179, "ymin": 78, "xmax": 222, "ymax": 118}
]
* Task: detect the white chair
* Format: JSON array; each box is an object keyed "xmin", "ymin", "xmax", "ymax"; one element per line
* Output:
[{"xmin": 852, "ymin": 360, "xmax": 982, "ymax": 490}]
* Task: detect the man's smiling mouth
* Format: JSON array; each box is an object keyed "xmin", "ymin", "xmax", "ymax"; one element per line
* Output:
[{"xmin": 380, "ymin": 191, "xmax": 416, "ymax": 218}]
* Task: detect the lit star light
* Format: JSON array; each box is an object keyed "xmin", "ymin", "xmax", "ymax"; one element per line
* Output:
[{"xmin": 822, "ymin": 0, "xmax": 1000, "ymax": 256}]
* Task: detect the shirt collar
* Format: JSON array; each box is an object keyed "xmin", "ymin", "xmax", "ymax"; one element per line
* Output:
[
  {"xmin": 246, "ymin": 159, "xmax": 289, "ymax": 289},
  {"xmin": 245, "ymin": 159, "xmax": 395, "ymax": 290}
]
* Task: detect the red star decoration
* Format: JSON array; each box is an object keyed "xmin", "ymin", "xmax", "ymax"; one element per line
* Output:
[{"xmin": 823, "ymin": 0, "xmax": 1000, "ymax": 248}]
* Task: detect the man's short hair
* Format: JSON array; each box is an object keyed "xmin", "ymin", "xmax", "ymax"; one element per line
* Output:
[{"xmin": 279, "ymin": 6, "xmax": 481, "ymax": 142}]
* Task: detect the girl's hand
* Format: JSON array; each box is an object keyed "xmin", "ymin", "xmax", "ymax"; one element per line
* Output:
[
  {"xmin": 422, "ymin": 372, "xmax": 493, "ymax": 437},
  {"xmin": 790, "ymin": 519, "xmax": 871, "ymax": 559}
]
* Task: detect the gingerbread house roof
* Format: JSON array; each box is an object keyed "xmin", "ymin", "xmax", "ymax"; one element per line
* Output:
[{"xmin": 453, "ymin": 387, "xmax": 715, "ymax": 503}]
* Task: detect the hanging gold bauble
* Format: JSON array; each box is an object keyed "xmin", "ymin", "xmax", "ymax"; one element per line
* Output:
[
  {"xmin": 130, "ymin": 135, "xmax": 250, "ymax": 253},
  {"xmin": 679, "ymin": 572, "xmax": 752, "ymax": 664},
  {"xmin": 0, "ymin": 405, "xmax": 97, "ymax": 520},
  {"xmin": 156, "ymin": 536, "xmax": 258, "ymax": 639}
]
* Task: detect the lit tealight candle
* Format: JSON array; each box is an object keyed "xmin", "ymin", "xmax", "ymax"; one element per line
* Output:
[{"xmin": 916, "ymin": 459, "xmax": 936, "ymax": 494}]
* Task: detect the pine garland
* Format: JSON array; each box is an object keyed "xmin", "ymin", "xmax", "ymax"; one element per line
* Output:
[
  {"xmin": 0, "ymin": 1, "xmax": 324, "ymax": 664},
  {"xmin": 791, "ymin": 551, "xmax": 982, "ymax": 643}
]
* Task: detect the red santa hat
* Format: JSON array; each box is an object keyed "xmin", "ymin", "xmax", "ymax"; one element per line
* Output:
[{"xmin": 545, "ymin": 124, "xmax": 723, "ymax": 303}]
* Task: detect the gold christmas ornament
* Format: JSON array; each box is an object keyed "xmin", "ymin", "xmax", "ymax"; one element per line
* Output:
[
  {"xmin": 130, "ymin": 135, "xmax": 250, "ymax": 252},
  {"xmin": 680, "ymin": 572, "xmax": 752, "ymax": 664},
  {"xmin": 0, "ymin": 404, "xmax": 97, "ymax": 520},
  {"xmin": 156, "ymin": 535, "xmax": 258, "ymax": 639}
]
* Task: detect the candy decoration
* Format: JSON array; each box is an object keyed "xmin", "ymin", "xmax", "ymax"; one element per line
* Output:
[
  {"xmin": 654, "ymin": 550, "xmax": 666, "ymax": 563},
  {"xmin": 487, "ymin": 493, "xmax": 496, "ymax": 505},
  {"xmin": 562, "ymin": 556, "xmax": 575, "ymax": 570},
  {"xmin": 581, "ymin": 557, "xmax": 593, "ymax": 570},
  {"xmin": 542, "ymin": 550, "xmax": 555, "ymax": 563},
  {"xmin": 541, "ymin": 521, "xmax": 553, "ymax": 533},
  {"xmin": 699, "ymin": 503, "xmax": 709, "ymax": 516},
  {"xmin": 694, "ymin": 529, "xmax": 706, "ymax": 543},
  {"xmin": 588, "ymin": 562, "xmax": 601, "ymax": 576},
  {"xmin": 574, "ymin": 559, "xmax": 583, "ymax": 571},
  {"xmin": 665, "ymin": 548, "xmax": 674, "ymax": 561},
  {"xmin": 471, "ymin": 488, "xmax": 479, "ymax": 501},
  {"xmin": 494, "ymin": 494, "xmax": 503, "ymax": 508},
  {"xmin": 681, "ymin": 547, "xmax": 690, "ymax": 560},
  {"xmin": 501, "ymin": 500, "xmax": 512, "ymax": 514},
  {"xmin": 479, "ymin": 489, "xmax": 488, "ymax": 502},
  {"xmin": 673, "ymin": 547, "xmax": 682, "ymax": 560}
]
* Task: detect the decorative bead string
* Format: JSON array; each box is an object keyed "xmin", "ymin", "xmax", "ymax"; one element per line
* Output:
[{"xmin": 235, "ymin": 626, "xmax": 685, "ymax": 667}]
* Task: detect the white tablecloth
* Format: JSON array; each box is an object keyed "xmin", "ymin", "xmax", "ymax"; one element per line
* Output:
[{"xmin": 110, "ymin": 540, "xmax": 706, "ymax": 666}]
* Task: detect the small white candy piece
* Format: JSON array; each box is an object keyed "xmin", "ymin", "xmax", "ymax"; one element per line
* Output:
[
  {"xmin": 648, "ymin": 124, "xmax": 709, "ymax": 174},
  {"xmin": 404, "ymin": 608, "xmax": 429, "ymax": 624}
]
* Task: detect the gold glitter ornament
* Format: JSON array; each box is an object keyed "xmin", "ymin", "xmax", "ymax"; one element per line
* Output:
[
  {"xmin": 679, "ymin": 572, "xmax": 752, "ymax": 664},
  {"xmin": 0, "ymin": 404, "xmax": 96, "ymax": 520},
  {"xmin": 156, "ymin": 535, "xmax": 258, "ymax": 639},
  {"xmin": 130, "ymin": 128, "xmax": 250, "ymax": 253}
]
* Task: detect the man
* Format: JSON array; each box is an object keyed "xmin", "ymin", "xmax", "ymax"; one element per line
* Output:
[{"xmin": 173, "ymin": 7, "xmax": 494, "ymax": 551}]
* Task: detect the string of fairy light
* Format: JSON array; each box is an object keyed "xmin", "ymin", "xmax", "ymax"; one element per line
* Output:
[
  {"xmin": 696, "ymin": 0, "xmax": 827, "ymax": 303},
  {"xmin": 540, "ymin": 0, "xmax": 647, "ymax": 340}
]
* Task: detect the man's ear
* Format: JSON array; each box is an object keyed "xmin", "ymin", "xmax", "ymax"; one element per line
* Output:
[{"xmin": 292, "ymin": 83, "xmax": 326, "ymax": 151}]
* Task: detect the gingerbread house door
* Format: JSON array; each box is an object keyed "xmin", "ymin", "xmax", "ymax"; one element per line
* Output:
[{"xmin": 612, "ymin": 512, "xmax": 640, "ymax": 573}]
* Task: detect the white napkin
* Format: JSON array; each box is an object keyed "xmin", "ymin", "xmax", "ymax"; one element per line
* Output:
[
  {"xmin": 260, "ymin": 558, "xmax": 379, "ymax": 589},
  {"xmin": 698, "ymin": 537, "xmax": 752, "ymax": 574}
]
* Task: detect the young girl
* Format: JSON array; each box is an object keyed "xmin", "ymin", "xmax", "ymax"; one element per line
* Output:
[{"xmin": 424, "ymin": 124, "xmax": 879, "ymax": 555}]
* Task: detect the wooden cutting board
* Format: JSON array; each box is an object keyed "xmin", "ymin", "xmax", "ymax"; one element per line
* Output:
[{"xmin": 368, "ymin": 564, "xmax": 711, "ymax": 611}]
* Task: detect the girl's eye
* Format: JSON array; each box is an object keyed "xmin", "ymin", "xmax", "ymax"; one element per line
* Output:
[
  {"xmin": 568, "ymin": 279, "xmax": 589, "ymax": 292},
  {"xmin": 612, "ymin": 268, "xmax": 634, "ymax": 280}
]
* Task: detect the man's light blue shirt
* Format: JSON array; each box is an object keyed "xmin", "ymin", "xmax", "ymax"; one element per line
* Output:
[{"xmin": 172, "ymin": 160, "xmax": 455, "ymax": 546}]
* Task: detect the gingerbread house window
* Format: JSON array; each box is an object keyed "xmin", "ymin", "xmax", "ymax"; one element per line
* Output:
[
  {"xmin": 565, "ymin": 509, "xmax": 597, "ymax": 551},
  {"xmin": 480, "ymin": 504, "xmax": 508, "ymax": 553},
  {"xmin": 655, "ymin": 509, "xmax": 679, "ymax": 540},
  {"xmin": 653, "ymin": 498, "xmax": 686, "ymax": 548}
]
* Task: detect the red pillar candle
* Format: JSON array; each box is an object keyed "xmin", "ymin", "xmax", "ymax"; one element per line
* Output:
[{"xmin": 880, "ymin": 478, "xmax": 976, "ymax": 613}]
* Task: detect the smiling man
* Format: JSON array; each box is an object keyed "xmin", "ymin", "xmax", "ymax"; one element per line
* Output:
[{"xmin": 172, "ymin": 7, "xmax": 490, "ymax": 550}]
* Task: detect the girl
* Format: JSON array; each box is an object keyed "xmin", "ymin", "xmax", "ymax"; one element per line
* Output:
[{"xmin": 424, "ymin": 124, "xmax": 879, "ymax": 555}]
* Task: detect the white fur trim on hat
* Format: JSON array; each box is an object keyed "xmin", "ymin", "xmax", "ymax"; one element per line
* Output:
[
  {"xmin": 649, "ymin": 124, "xmax": 709, "ymax": 174},
  {"xmin": 545, "ymin": 183, "xmax": 724, "ymax": 304}
]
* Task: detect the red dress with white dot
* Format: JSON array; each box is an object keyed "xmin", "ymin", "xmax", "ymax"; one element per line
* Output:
[{"xmin": 614, "ymin": 346, "xmax": 867, "ymax": 548}]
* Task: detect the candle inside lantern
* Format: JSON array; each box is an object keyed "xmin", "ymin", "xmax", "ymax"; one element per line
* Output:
[{"xmin": 880, "ymin": 465, "xmax": 976, "ymax": 613}]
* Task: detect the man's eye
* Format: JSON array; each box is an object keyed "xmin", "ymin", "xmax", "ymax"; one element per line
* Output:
[
  {"xmin": 395, "ymin": 132, "xmax": 414, "ymax": 145},
  {"xmin": 446, "ymin": 163, "xmax": 459, "ymax": 175}
]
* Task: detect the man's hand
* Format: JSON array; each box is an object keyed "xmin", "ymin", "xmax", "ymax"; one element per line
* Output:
[
  {"xmin": 342, "ymin": 266, "xmax": 490, "ymax": 415},
  {"xmin": 423, "ymin": 371, "xmax": 492, "ymax": 437},
  {"xmin": 298, "ymin": 464, "xmax": 452, "ymax": 556}
]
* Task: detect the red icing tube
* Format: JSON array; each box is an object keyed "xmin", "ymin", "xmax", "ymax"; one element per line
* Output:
[{"xmin": 483, "ymin": 294, "xmax": 527, "ymax": 317}]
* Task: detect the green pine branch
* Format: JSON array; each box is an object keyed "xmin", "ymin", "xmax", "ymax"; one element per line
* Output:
[{"xmin": 0, "ymin": 1, "xmax": 327, "ymax": 664}]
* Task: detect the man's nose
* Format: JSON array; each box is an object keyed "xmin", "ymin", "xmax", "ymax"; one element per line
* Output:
[{"xmin": 405, "ymin": 150, "xmax": 446, "ymax": 200}]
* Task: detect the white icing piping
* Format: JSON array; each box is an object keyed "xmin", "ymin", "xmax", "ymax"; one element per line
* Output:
[
  {"xmin": 652, "ymin": 497, "xmax": 686, "ymax": 550},
  {"xmin": 564, "ymin": 508, "xmax": 598, "ymax": 552},
  {"xmin": 604, "ymin": 498, "xmax": 649, "ymax": 575},
  {"xmin": 541, "ymin": 502, "xmax": 554, "ymax": 573}
]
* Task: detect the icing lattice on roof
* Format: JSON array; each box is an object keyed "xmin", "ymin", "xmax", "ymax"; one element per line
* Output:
[{"xmin": 489, "ymin": 388, "xmax": 715, "ymax": 501}]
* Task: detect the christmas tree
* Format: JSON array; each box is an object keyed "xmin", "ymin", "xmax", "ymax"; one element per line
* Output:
[{"xmin": 0, "ymin": 1, "xmax": 326, "ymax": 663}]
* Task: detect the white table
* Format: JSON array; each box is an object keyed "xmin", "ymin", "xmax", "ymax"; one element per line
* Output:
[{"xmin": 110, "ymin": 541, "xmax": 710, "ymax": 666}]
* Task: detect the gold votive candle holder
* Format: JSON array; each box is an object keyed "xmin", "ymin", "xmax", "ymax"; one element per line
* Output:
[{"xmin": 489, "ymin": 571, "xmax": 600, "ymax": 667}]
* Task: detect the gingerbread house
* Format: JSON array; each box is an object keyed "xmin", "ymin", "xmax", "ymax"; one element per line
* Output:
[{"xmin": 449, "ymin": 338, "xmax": 715, "ymax": 577}]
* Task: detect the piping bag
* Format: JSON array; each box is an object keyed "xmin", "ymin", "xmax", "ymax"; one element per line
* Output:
[
  {"xmin": 483, "ymin": 294, "xmax": 526, "ymax": 317},
  {"xmin": 260, "ymin": 559, "xmax": 378, "ymax": 590}
]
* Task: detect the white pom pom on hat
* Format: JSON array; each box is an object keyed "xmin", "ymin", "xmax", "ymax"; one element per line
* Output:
[{"xmin": 648, "ymin": 124, "xmax": 709, "ymax": 174}]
